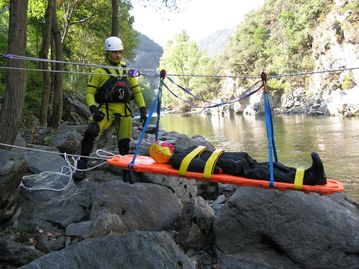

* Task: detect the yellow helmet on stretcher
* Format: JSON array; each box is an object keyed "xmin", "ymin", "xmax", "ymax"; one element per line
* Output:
[{"xmin": 149, "ymin": 141, "xmax": 174, "ymax": 163}]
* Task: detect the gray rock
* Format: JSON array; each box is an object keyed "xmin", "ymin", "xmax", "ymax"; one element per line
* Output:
[
  {"xmin": 89, "ymin": 208, "xmax": 128, "ymax": 237},
  {"xmin": 35, "ymin": 231, "xmax": 66, "ymax": 253},
  {"xmin": 0, "ymin": 150, "xmax": 27, "ymax": 223},
  {"xmin": 0, "ymin": 239, "xmax": 43, "ymax": 267},
  {"xmin": 14, "ymin": 183, "xmax": 92, "ymax": 233},
  {"xmin": 178, "ymin": 196, "xmax": 214, "ymax": 251},
  {"xmin": 192, "ymin": 196, "xmax": 214, "ymax": 234},
  {"xmin": 19, "ymin": 231, "xmax": 195, "ymax": 269},
  {"xmin": 137, "ymin": 173, "xmax": 198, "ymax": 202},
  {"xmin": 62, "ymin": 92, "xmax": 91, "ymax": 124},
  {"xmin": 90, "ymin": 181, "xmax": 183, "ymax": 231},
  {"xmin": 23, "ymin": 145, "xmax": 67, "ymax": 173},
  {"xmin": 214, "ymin": 187, "xmax": 359, "ymax": 269},
  {"xmin": 53, "ymin": 124, "xmax": 83, "ymax": 154},
  {"xmin": 66, "ymin": 221, "xmax": 92, "ymax": 238}
]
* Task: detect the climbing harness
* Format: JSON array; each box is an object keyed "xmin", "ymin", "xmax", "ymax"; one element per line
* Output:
[{"xmin": 94, "ymin": 68, "xmax": 134, "ymax": 104}]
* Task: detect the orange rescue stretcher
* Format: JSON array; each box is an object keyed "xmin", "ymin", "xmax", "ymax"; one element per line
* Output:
[{"xmin": 107, "ymin": 154, "xmax": 344, "ymax": 195}]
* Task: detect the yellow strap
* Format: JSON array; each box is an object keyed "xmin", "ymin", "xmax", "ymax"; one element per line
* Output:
[
  {"xmin": 178, "ymin": 146, "xmax": 206, "ymax": 176},
  {"xmin": 203, "ymin": 149, "xmax": 224, "ymax": 179},
  {"xmin": 294, "ymin": 169, "xmax": 304, "ymax": 190}
]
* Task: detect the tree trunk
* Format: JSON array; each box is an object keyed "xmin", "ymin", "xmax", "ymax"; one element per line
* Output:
[
  {"xmin": 111, "ymin": 0, "xmax": 119, "ymax": 36},
  {"xmin": 0, "ymin": 0, "xmax": 29, "ymax": 149},
  {"xmin": 49, "ymin": 0, "xmax": 64, "ymax": 129},
  {"xmin": 39, "ymin": 0, "xmax": 53, "ymax": 126},
  {"xmin": 61, "ymin": 0, "xmax": 79, "ymax": 46}
]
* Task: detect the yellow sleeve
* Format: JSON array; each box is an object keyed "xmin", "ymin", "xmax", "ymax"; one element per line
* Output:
[
  {"xmin": 128, "ymin": 76, "xmax": 146, "ymax": 108},
  {"xmin": 85, "ymin": 68, "xmax": 107, "ymax": 107}
]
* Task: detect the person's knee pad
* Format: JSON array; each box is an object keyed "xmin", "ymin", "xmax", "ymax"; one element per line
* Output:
[
  {"xmin": 84, "ymin": 123, "xmax": 99, "ymax": 140},
  {"xmin": 118, "ymin": 138, "xmax": 130, "ymax": 155}
]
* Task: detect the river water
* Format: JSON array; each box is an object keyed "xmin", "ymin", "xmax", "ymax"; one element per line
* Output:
[{"xmin": 157, "ymin": 113, "xmax": 359, "ymax": 202}]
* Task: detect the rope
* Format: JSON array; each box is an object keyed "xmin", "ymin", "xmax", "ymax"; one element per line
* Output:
[
  {"xmin": 2, "ymin": 52, "xmax": 359, "ymax": 79},
  {"xmin": 162, "ymin": 78, "xmax": 263, "ymax": 109},
  {"xmin": 20, "ymin": 159, "xmax": 76, "ymax": 193},
  {"xmin": 166, "ymin": 76, "xmax": 212, "ymax": 104},
  {"xmin": 0, "ymin": 142, "xmax": 112, "ymax": 192},
  {"xmin": 0, "ymin": 142, "xmax": 108, "ymax": 161},
  {"xmin": 166, "ymin": 66, "xmax": 359, "ymax": 79},
  {"xmin": 269, "ymin": 66, "xmax": 359, "ymax": 78},
  {"xmin": 0, "ymin": 53, "xmax": 159, "ymax": 75},
  {"xmin": 0, "ymin": 66, "xmax": 159, "ymax": 78},
  {"xmin": 155, "ymin": 79, "xmax": 163, "ymax": 141},
  {"xmin": 167, "ymin": 72, "xmax": 260, "ymax": 79}
]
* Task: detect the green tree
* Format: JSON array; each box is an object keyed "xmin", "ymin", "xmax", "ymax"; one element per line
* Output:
[
  {"xmin": 220, "ymin": 0, "xmax": 334, "ymax": 92},
  {"xmin": 160, "ymin": 31, "xmax": 219, "ymax": 109}
]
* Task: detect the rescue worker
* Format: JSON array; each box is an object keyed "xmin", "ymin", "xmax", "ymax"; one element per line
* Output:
[{"xmin": 73, "ymin": 36, "xmax": 147, "ymax": 181}]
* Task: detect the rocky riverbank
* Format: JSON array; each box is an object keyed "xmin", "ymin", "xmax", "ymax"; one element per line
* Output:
[{"xmin": 1, "ymin": 122, "xmax": 359, "ymax": 269}]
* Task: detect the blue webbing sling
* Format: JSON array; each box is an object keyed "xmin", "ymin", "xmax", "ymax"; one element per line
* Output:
[{"xmin": 262, "ymin": 72, "xmax": 278, "ymax": 188}]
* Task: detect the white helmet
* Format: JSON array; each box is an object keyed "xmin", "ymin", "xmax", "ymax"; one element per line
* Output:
[{"xmin": 104, "ymin": 36, "xmax": 123, "ymax": 51}]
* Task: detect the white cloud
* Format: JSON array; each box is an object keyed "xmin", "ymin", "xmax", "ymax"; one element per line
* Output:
[{"xmin": 131, "ymin": 0, "xmax": 264, "ymax": 46}]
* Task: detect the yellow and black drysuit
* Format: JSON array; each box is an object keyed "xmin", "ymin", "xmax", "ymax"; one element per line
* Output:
[{"xmin": 77, "ymin": 61, "xmax": 146, "ymax": 172}]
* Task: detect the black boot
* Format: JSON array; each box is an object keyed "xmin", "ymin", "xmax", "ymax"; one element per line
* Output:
[
  {"xmin": 303, "ymin": 152, "xmax": 327, "ymax": 185},
  {"xmin": 118, "ymin": 138, "xmax": 131, "ymax": 155},
  {"xmin": 73, "ymin": 123, "xmax": 99, "ymax": 182},
  {"xmin": 73, "ymin": 158, "xmax": 88, "ymax": 181}
]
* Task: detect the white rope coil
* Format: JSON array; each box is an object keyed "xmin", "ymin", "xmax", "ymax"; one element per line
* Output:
[{"xmin": 0, "ymin": 142, "xmax": 114, "ymax": 193}]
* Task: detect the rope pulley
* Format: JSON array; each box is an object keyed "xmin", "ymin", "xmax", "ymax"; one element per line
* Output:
[
  {"xmin": 160, "ymin": 69, "xmax": 166, "ymax": 80},
  {"xmin": 261, "ymin": 71, "xmax": 268, "ymax": 92}
]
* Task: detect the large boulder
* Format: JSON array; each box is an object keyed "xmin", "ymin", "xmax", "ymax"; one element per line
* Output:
[
  {"xmin": 90, "ymin": 181, "xmax": 183, "ymax": 231},
  {"xmin": 214, "ymin": 187, "xmax": 359, "ymax": 269},
  {"xmin": 19, "ymin": 231, "xmax": 195, "ymax": 269},
  {"xmin": 13, "ymin": 180, "xmax": 92, "ymax": 233},
  {"xmin": 0, "ymin": 238, "xmax": 43, "ymax": 267},
  {"xmin": 53, "ymin": 123, "xmax": 83, "ymax": 154},
  {"xmin": 22, "ymin": 145, "xmax": 67, "ymax": 173}
]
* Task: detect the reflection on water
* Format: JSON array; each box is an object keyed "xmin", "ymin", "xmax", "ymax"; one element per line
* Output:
[{"xmin": 158, "ymin": 113, "xmax": 359, "ymax": 202}]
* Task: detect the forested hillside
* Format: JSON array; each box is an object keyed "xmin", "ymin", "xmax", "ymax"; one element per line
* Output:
[
  {"xmin": 128, "ymin": 33, "xmax": 163, "ymax": 91},
  {"xmin": 0, "ymin": 0, "xmax": 358, "ymax": 130},
  {"xmin": 198, "ymin": 29, "xmax": 233, "ymax": 58},
  {"xmin": 219, "ymin": 0, "xmax": 358, "ymax": 92},
  {"xmin": 160, "ymin": 0, "xmax": 358, "ymax": 114}
]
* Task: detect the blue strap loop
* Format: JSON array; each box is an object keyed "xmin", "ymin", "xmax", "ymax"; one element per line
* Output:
[
  {"xmin": 262, "ymin": 72, "xmax": 278, "ymax": 189},
  {"xmin": 129, "ymin": 80, "xmax": 163, "ymax": 168},
  {"xmin": 164, "ymin": 77, "xmax": 263, "ymax": 109}
]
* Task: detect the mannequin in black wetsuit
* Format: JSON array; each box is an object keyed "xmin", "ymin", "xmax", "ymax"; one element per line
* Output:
[{"xmin": 170, "ymin": 147, "xmax": 327, "ymax": 185}]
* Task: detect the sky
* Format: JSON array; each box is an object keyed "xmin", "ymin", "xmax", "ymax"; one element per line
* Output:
[{"xmin": 130, "ymin": 0, "xmax": 265, "ymax": 47}]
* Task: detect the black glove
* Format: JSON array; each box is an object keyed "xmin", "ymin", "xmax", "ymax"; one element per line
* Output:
[
  {"xmin": 89, "ymin": 105, "xmax": 105, "ymax": 122},
  {"xmin": 139, "ymin": 107, "xmax": 147, "ymax": 127}
]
